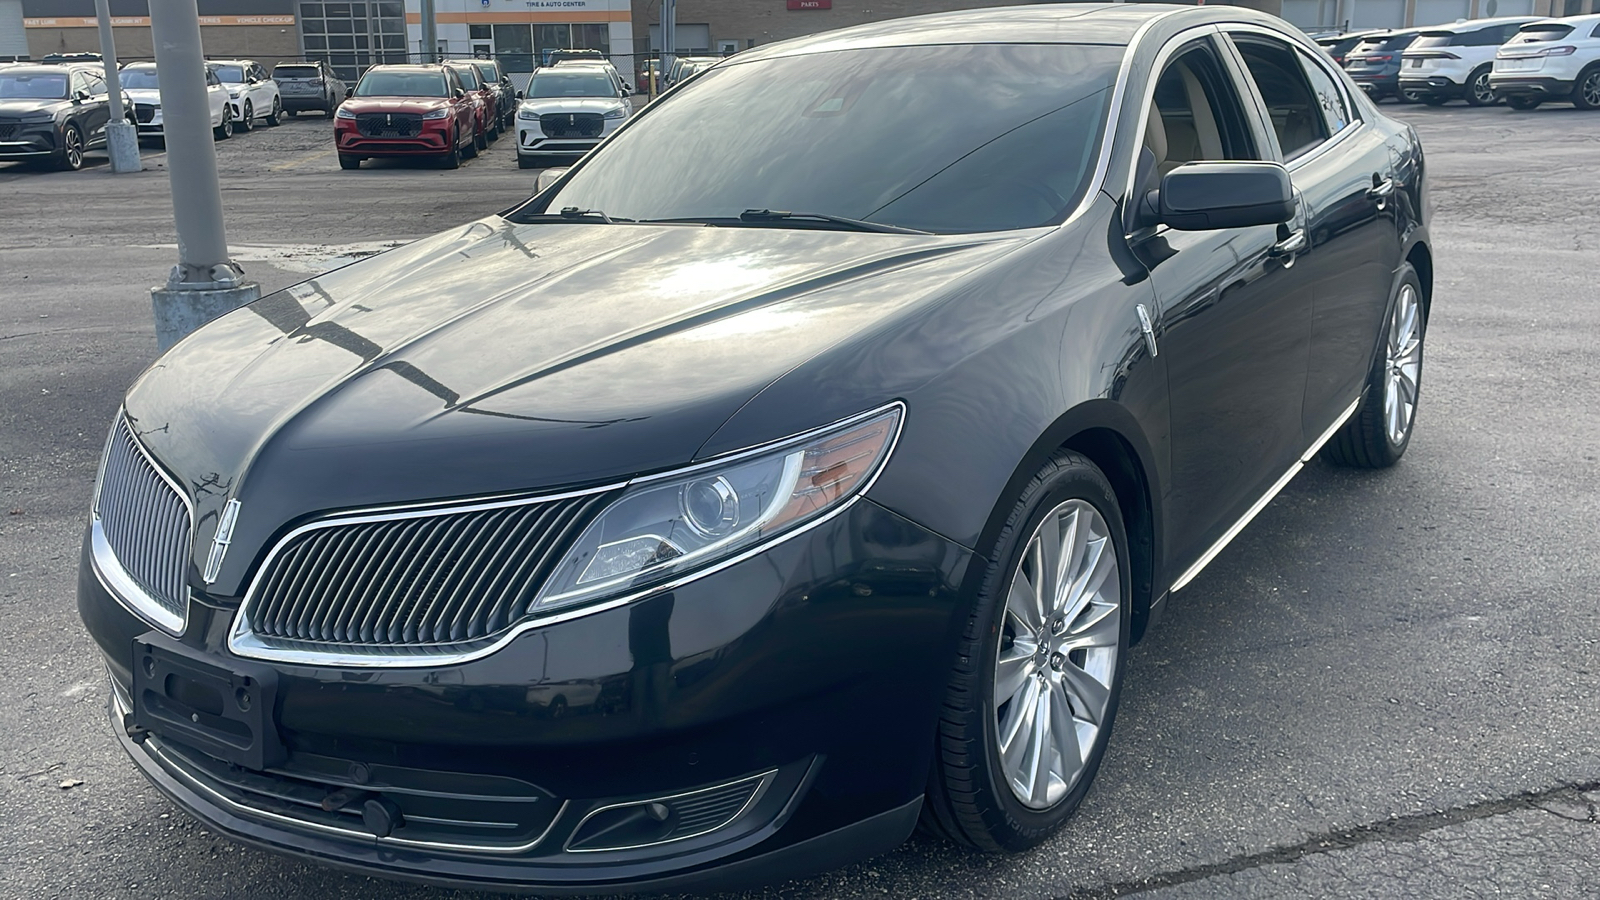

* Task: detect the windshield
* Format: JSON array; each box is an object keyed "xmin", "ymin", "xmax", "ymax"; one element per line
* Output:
[
  {"xmin": 214, "ymin": 65, "xmax": 245, "ymax": 83},
  {"xmin": 121, "ymin": 68, "xmax": 161, "ymax": 89},
  {"xmin": 1510, "ymin": 25, "xmax": 1573, "ymax": 43},
  {"xmin": 0, "ymin": 72, "xmax": 68, "ymax": 99},
  {"xmin": 355, "ymin": 71, "xmax": 447, "ymax": 97},
  {"xmin": 450, "ymin": 65, "xmax": 480, "ymax": 89},
  {"xmin": 531, "ymin": 44, "xmax": 1120, "ymax": 234},
  {"xmin": 472, "ymin": 62, "xmax": 497, "ymax": 83},
  {"xmin": 529, "ymin": 70, "xmax": 615, "ymax": 98},
  {"xmin": 274, "ymin": 65, "xmax": 320, "ymax": 79}
]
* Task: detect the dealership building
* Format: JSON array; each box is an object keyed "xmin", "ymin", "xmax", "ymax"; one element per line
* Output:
[{"xmin": 9, "ymin": 0, "xmax": 1600, "ymax": 83}]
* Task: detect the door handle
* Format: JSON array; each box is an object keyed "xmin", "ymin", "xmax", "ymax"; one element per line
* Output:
[
  {"xmin": 1269, "ymin": 228, "xmax": 1307, "ymax": 267},
  {"xmin": 1367, "ymin": 175, "xmax": 1396, "ymax": 209}
]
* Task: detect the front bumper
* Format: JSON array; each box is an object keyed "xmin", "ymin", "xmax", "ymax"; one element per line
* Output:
[
  {"xmin": 81, "ymin": 498, "xmax": 971, "ymax": 891},
  {"xmin": 335, "ymin": 123, "xmax": 454, "ymax": 157},
  {"xmin": 516, "ymin": 118, "xmax": 618, "ymax": 157},
  {"xmin": 0, "ymin": 122, "xmax": 58, "ymax": 158}
]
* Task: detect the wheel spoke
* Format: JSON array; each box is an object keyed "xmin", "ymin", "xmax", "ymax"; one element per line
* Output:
[
  {"xmin": 1059, "ymin": 659, "xmax": 1111, "ymax": 727},
  {"xmin": 1025, "ymin": 686, "xmax": 1052, "ymax": 806},
  {"xmin": 1034, "ymin": 515, "xmax": 1062, "ymax": 622},
  {"xmin": 999, "ymin": 676, "xmax": 1041, "ymax": 774},
  {"xmin": 1007, "ymin": 571, "xmax": 1042, "ymax": 633},
  {"xmin": 1061, "ymin": 600, "xmax": 1120, "ymax": 651},
  {"xmin": 1055, "ymin": 507, "xmax": 1083, "ymax": 612},
  {"xmin": 1396, "ymin": 364, "xmax": 1419, "ymax": 405},
  {"xmin": 1049, "ymin": 681, "xmax": 1084, "ymax": 784},
  {"xmin": 1062, "ymin": 535, "xmax": 1112, "ymax": 621},
  {"xmin": 995, "ymin": 645, "xmax": 1035, "ymax": 705}
]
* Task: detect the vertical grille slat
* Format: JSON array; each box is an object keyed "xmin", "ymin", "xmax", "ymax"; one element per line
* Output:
[
  {"xmin": 243, "ymin": 488, "xmax": 617, "ymax": 654},
  {"xmin": 95, "ymin": 419, "xmax": 193, "ymax": 625}
]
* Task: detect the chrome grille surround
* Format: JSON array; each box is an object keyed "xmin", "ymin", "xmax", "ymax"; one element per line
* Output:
[
  {"xmin": 229, "ymin": 483, "xmax": 627, "ymax": 666},
  {"xmin": 90, "ymin": 416, "xmax": 195, "ymax": 635}
]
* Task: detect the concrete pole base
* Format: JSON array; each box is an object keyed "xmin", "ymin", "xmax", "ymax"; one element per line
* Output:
[
  {"xmin": 105, "ymin": 121, "xmax": 141, "ymax": 173},
  {"xmin": 151, "ymin": 282, "xmax": 262, "ymax": 352}
]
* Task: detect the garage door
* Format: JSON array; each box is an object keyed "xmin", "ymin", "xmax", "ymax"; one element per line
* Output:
[
  {"xmin": 0, "ymin": 0, "xmax": 27, "ymax": 60},
  {"xmin": 1480, "ymin": 0, "xmax": 1535, "ymax": 15},
  {"xmin": 1413, "ymin": 0, "xmax": 1472, "ymax": 26},
  {"xmin": 1351, "ymin": 0, "xmax": 1406, "ymax": 30}
]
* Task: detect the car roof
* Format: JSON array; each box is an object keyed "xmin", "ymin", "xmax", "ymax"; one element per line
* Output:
[
  {"xmin": 540, "ymin": 62, "xmax": 611, "ymax": 71},
  {"xmin": 1, "ymin": 64, "xmax": 82, "ymax": 76},
  {"xmin": 208, "ymin": 59, "xmax": 257, "ymax": 65},
  {"xmin": 734, "ymin": 3, "xmax": 1294, "ymax": 64},
  {"xmin": 1419, "ymin": 16, "xmax": 1543, "ymax": 33},
  {"xmin": 1519, "ymin": 13, "xmax": 1600, "ymax": 27},
  {"xmin": 363, "ymin": 64, "xmax": 449, "ymax": 73}
]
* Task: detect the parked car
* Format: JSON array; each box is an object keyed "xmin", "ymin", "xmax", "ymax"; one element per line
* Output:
[
  {"xmin": 120, "ymin": 61, "xmax": 235, "ymax": 141},
  {"xmin": 663, "ymin": 54, "xmax": 722, "ymax": 87},
  {"xmin": 272, "ymin": 61, "xmax": 344, "ymax": 117},
  {"xmin": 83, "ymin": 4, "xmax": 1431, "ymax": 893},
  {"xmin": 210, "ymin": 58, "xmax": 280, "ymax": 130},
  {"xmin": 515, "ymin": 63, "xmax": 631, "ymax": 167},
  {"xmin": 445, "ymin": 60, "xmax": 495, "ymax": 146},
  {"xmin": 1343, "ymin": 29, "xmax": 1425, "ymax": 101},
  {"xmin": 0, "ymin": 63, "xmax": 132, "ymax": 170},
  {"xmin": 545, "ymin": 47, "xmax": 607, "ymax": 67},
  {"xmin": 1490, "ymin": 14, "xmax": 1600, "ymax": 110},
  {"xmin": 334, "ymin": 63, "xmax": 477, "ymax": 169},
  {"xmin": 470, "ymin": 58, "xmax": 516, "ymax": 131},
  {"xmin": 1399, "ymin": 16, "xmax": 1541, "ymax": 105},
  {"xmin": 1314, "ymin": 30, "xmax": 1381, "ymax": 66},
  {"xmin": 638, "ymin": 58, "xmax": 661, "ymax": 91}
]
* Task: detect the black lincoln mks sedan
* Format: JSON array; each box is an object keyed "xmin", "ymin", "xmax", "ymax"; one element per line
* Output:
[{"xmin": 80, "ymin": 3, "xmax": 1431, "ymax": 893}]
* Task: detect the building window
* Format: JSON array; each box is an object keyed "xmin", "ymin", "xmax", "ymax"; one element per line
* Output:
[{"xmin": 298, "ymin": 0, "xmax": 406, "ymax": 81}]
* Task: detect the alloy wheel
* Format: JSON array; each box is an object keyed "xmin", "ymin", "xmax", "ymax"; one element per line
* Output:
[
  {"xmin": 63, "ymin": 126, "xmax": 83, "ymax": 169},
  {"xmin": 1583, "ymin": 72, "xmax": 1600, "ymax": 108},
  {"xmin": 1384, "ymin": 283, "xmax": 1423, "ymax": 446},
  {"xmin": 1472, "ymin": 72, "xmax": 1494, "ymax": 105},
  {"xmin": 993, "ymin": 499, "xmax": 1121, "ymax": 810}
]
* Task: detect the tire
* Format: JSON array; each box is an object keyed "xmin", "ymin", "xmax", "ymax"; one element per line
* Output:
[
  {"xmin": 1422, "ymin": 95, "xmax": 1449, "ymax": 107},
  {"xmin": 54, "ymin": 123, "xmax": 85, "ymax": 171},
  {"xmin": 440, "ymin": 132, "xmax": 461, "ymax": 169},
  {"xmin": 338, "ymin": 154, "xmax": 361, "ymax": 170},
  {"xmin": 1464, "ymin": 67, "xmax": 1496, "ymax": 107},
  {"xmin": 214, "ymin": 106, "xmax": 233, "ymax": 140},
  {"xmin": 265, "ymin": 97, "xmax": 282, "ymax": 126},
  {"xmin": 1399, "ymin": 88, "xmax": 1423, "ymax": 104},
  {"xmin": 517, "ymin": 153, "xmax": 537, "ymax": 169},
  {"xmin": 237, "ymin": 101, "xmax": 253, "ymax": 131},
  {"xmin": 286, "ymin": 108, "xmax": 298, "ymax": 118},
  {"xmin": 922, "ymin": 451, "xmax": 1131, "ymax": 853},
  {"xmin": 1572, "ymin": 66, "xmax": 1600, "ymax": 110},
  {"xmin": 1505, "ymin": 95, "xmax": 1542, "ymax": 111},
  {"xmin": 474, "ymin": 126, "xmax": 487, "ymax": 153},
  {"xmin": 487, "ymin": 118, "xmax": 499, "ymax": 141},
  {"xmin": 1322, "ymin": 264, "xmax": 1425, "ymax": 469}
]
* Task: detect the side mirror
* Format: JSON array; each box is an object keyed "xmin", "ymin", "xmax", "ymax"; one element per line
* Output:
[
  {"xmin": 455, "ymin": 88, "xmax": 466, "ymax": 99},
  {"xmin": 344, "ymin": 86, "xmax": 354, "ymax": 98},
  {"xmin": 535, "ymin": 167, "xmax": 569, "ymax": 193},
  {"xmin": 515, "ymin": 89, "xmax": 524, "ymax": 99},
  {"xmin": 73, "ymin": 89, "xmax": 91, "ymax": 102},
  {"xmin": 622, "ymin": 82, "xmax": 633, "ymax": 94},
  {"xmin": 1144, "ymin": 162, "xmax": 1295, "ymax": 231}
]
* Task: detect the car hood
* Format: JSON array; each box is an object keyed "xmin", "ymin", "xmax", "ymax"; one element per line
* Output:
[
  {"xmin": 339, "ymin": 96, "xmax": 453, "ymax": 115},
  {"xmin": 0, "ymin": 98, "xmax": 65, "ymax": 117},
  {"xmin": 519, "ymin": 97, "xmax": 624, "ymax": 116},
  {"xmin": 122, "ymin": 217, "xmax": 1028, "ymax": 592},
  {"xmin": 124, "ymin": 88, "xmax": 161, "ymax": 104}
]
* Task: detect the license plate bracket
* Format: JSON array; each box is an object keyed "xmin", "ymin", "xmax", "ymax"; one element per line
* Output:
[{"xmin": 131, "ymin": 631, "xmax": 285, "ymax": 771}]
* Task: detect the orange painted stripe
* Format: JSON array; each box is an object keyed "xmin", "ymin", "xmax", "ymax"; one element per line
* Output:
[
  {"xmin": 25, "ymin": 15, "xmax": 296, "ymax": 27},
  {"xmin": 404, "ymin": 10, "xmax": 630, "ymax": 24}
]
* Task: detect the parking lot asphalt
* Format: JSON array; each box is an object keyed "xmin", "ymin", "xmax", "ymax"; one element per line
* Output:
[{"xmin": 1, "ymin": 104, "xmax": 1597, "ymax": 900}]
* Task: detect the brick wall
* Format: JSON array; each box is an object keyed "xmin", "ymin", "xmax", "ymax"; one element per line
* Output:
[{"xmin": 27, "ymin": 24, "xmax": 300, "ymax": 67}]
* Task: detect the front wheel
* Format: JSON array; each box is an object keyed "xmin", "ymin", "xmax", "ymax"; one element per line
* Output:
[
  {"xmin": 1464, "ymin": 67, "xmax": 1496, "ymax": 106},
  {"xmin": 214, "ymin": 106, "xmax": 233, "ymax": 140},
  {"xmin": 517, "ymin": 153, "xmax": 537, "ymax": 169},
  {"xmin": 1572, "ymin": 67, "xmax": 1600, "ymax": 110},
  {"xmin": 54, "ymin": 123, "xmax": 85, "ymax": 171},
  {"xmin": 1505, "ymin": 95, "xmax": 1542, "ymax": 111},
  {"xmin": 265, "ymin": 97, "xmax": 282, "ymax": 126},
  {"xmin": 338, "ymin": 154, "xmax": 361, "ymax": 170},
  {"xmin": 1322, "ymin": 264, "xmax": 1425, "ymax": 469},
  {"xmin": 923, "ymin": 452, "xmax": 1130, "ymax": 852},
  {"xmin": 1422, "ymin": 95, "xmax": 1449, "ymax": 107},
  {"xmin": 440, "ymin": 132, "xmax": 461, "ymax": 169},
  {"xmin": 237, "ymin": 101, "xmax": 253, "ymax": 131}
]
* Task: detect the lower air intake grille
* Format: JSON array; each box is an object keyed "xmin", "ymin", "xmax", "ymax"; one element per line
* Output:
[{"xmin": 244, "ymin": 490, "xmax": 615, "ymax": 651}]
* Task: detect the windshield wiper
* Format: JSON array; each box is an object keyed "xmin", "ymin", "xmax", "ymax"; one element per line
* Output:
[
  {"xmin": 638, "ymin": 210, "xmax": 929, "ymax": 235},
  {"xmin": 517, "ymin": 207, "xmax": 631, "ymax": 224}
]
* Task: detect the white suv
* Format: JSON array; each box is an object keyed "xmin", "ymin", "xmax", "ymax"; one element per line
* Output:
[
  {"xmin": 515, "ymin": 63, "xmax": 632, "ymax": 168},
  {"xmin": 1399, "ymin": 16, "xmax": 1541, "ymax": 105},
  {"xmin": 1491, "ymin": 14, "xmax": 1600, "ymax": 110},
  {"xmin": 120, "ymin": 61, "xmax": 236, "ymax": 141},
  {"xmin": 211, "ymin": 59, "xmax": 282, "ymax": 130}
]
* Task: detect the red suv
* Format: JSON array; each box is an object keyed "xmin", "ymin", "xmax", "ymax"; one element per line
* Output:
[
  {"xmin": 446, "ymin": 60, "xmax": 497, "ymax": 145},
  {"xmin": 335, "ymin": 64, "xmax": 477, "ymax": 170}
]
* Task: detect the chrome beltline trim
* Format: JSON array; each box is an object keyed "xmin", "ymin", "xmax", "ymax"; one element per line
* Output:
[
  {"xmin": 1170, "ymin": 396, "xmax": 1361, "ymax": 593},
  {"xmin": 111, "ymin": 685, "xmax": 570, "ymax": 856},
  {"xmin": 227, "ymin": 400, "xmax": 906, "ymax": 669},
  {"xmin": 562, "ymin": 770, "xmax": 777, "ymax": 853}
]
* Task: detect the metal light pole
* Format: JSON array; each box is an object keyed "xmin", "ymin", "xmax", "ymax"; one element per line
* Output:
[
  {"xmin": 147, "ymin": 0, "xmax": 260, "ymax": 351},
  {"xmin": 660, "ymin": 0, "xmax": 676, "ymax": 84},
  {"xmin": 94, "ymin": 0, "xmax": 140, "ymax": 173},
  {"xmin": 420, "ymin": 0, "xmax": 438, "ymax": 63}
]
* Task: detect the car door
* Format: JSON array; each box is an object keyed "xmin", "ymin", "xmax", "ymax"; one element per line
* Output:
[
  {"xmin": 205, "ymin": 68, "xmax": 225, "ymax": 123},
  {"xmin": 447, "ymin": 69, "xmax": 471, "ymax": 142},
  {"xmin": 1225, "ymin": 31, "xmax": 1401, "ymax": 441},
  {"xmin": 1126, "ymin": 35, "xmax": 1315, "ymax": 576},
  {"xmin": 76, "ymin": 70, "xmax": 111, "ymax": 144}
]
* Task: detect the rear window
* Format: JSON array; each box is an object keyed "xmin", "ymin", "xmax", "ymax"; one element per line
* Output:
[
  {"xmin": 1351, "ymin": 33, "xmax": 1413, "ymax": 53},
  {"xmin": 1509, "ymin": 25, "xmax": 1573, "ymax": 44},
  {"xmin": 274, "ymin": 65, "xmax": 320, "ymax": 79},
  {"xmin": 1409, "ymin": 32, "xmax": 1458, "ymax": 49}
]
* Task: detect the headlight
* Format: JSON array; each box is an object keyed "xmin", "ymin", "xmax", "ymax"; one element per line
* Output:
[
  {"xmin": 422, "ymin": 107, "xmax": 450, "ymax": 119},
  {"xmin": 18, "ymin": 112, "xmax": 54, "ymax": 123},
  {"xmin": 534, "ymin": 404, "xmax": 903, "ymax": 613},
  {"xmin": 335, "ymin": 106, "xmax": 355, "ymax": 119},
  {"xmin": 517, "ymin": 106, "xmax": 540, "ymax": 120},
  {"xmin": 603, "ymin": 106, "xmax": 626, "ymax": 119},
  {"xmin": 228, "ymin": 90, "xmax": 241, "ymax": 98}
]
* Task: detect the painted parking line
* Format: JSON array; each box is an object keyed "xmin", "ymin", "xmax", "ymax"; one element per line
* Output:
[{"xmin": 269, "ymin": 148, "xmax": 335, "ymax": 172}]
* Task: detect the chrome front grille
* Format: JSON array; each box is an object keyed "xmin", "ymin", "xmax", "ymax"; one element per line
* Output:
[
  {"xmin": 95, "ymin": 418, "xmax": 193, "ymax": 625},
  {"xmin": 243, "ymin": 490, "xmax": 617, "ymax": 653}
]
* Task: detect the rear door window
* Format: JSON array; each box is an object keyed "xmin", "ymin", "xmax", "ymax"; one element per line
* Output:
[
  {"xmin": 1509, "ymin": 24, "xmax": 1574, "ymax": 43},
  {"xmin": 1232, "ymin": 36, "xmax": 1333, "ymax": 161}
]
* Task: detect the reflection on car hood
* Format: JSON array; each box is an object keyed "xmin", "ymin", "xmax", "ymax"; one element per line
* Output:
[
  {"xmin": 519, "ymin": 97, "xmax": 624, "ymax": 116},
  {"xmin": 123, "ymin": 88, "xmax": 161, "ymax": 104},
  {"xmin": 123, "ymin": 217, "xmax": 1025, "ymax": 592},
  {"xmin": 338, "ymin": 96, "xmax": 452, "ymax": 114},
  {"xmin": 0, "ymin": 98, "xmax": 64, "ymax": 116}
]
